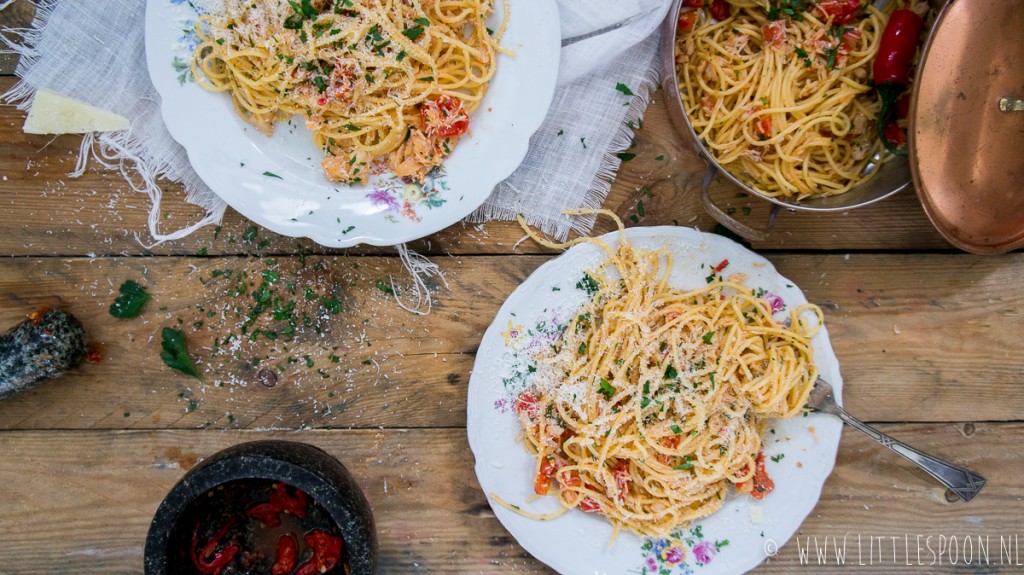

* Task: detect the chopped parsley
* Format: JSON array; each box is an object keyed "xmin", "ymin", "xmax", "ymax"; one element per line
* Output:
[
  {"xmin": 598, "ymin": 378, "xmax": 616, "ymax": 399},
  {"xmin": 615, "ymin": 82, "xmax": 634, "ymax": 96},
  {"xmin": 576, "ymin": 273, "xmax": 599, "ymax": 296},
  {"xmin": 402, "ymin": 25, "xmax": 425, "ymax": 41}
]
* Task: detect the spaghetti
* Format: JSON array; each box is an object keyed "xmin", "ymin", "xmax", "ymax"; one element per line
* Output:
[
  {"xmin": 502, "ymin": 211, "xmax": 821, "ymax": 539},
  {"xmin": 191, "ymin": 0, "xmax": 505, "ymax": 183},
  {"xmin": 676, "ymin": 0, "xmax": 927, "ymax": 199}
]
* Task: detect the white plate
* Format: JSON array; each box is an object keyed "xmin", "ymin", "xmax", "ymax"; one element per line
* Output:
[
  {"xmin": 468, "ymin": 227, "xmax": 843, "ymax": 575},
  {"xmin": 145, "ymin": 0, "xmax": 560, "ymax": 247}
]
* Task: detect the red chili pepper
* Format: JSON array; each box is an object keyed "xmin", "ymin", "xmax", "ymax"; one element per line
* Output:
[
  {"xmin": 677, "ymin": 11, "xmax": 698, "ymax": 31},
  {"xmin": 612, "ymin": 461, "xmax": 631, "ymax": 503},
  {"xmin": 533, "ymin": 456, "xmax": 556, "ymax": 496},
  {"xmin": 246, "ymin": 502, "xmax": 282, "ymax": 528},
  {"xmin": 192, "ymin": 519, "xmax": 240, "ymax": 575},
  {"xmin": 882, "ymin": 121, "xmax": 907, "ymax": 148},
  {"xmin": 514, "ymin": 391, "xmax": 539, "ymax": 417},
  {"xmin": 271, "ymin": 534, "xmax": 299, "ymax": 575},
  {"xmin": 295, "ymin": 530, "xmax": 344, "ymax": 575},
  {"xmin": 682, "ymin": 0, "xmax": 703, "ymax": 7},
  {"xmin": 816, "ymin": 0, "xmax": 863, "ymax": 25},
  {"xmin": 709, "ymin": 0, "xmax": 731, "ymax": 21},
  {"xmin": 749, "ymin": 452, "xmax": 775, "ymax": 500},
  {"xmin": 712, "ymin": 259, "xmax": 729, "ymax": 273},
  {"xmin": 270, "ymin": 484, "xmax": 309, "ymax": 519},
  {"xmin": 578, "ymin": 497, "xmax": 601, "ymax": 513},
  {"xmin": 873, "ymin": 9, "xmax": 924, "ymax": 156}
]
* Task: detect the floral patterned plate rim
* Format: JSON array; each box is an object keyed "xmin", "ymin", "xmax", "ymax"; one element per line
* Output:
[
  {"xmin": 145, "ymin": 0, "xmax": 560, "ymax": 247},
  {"xmin": 467, "ymin": 226, "xmax": 844, "ymax": 575}
]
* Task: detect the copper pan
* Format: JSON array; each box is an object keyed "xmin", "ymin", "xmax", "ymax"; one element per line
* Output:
[
  {"xmin": 909, "ymin": 0, "xmax": 1024, "ymax": 254},
  {"xmin": 660, "ymin": 0, "xmax": 913, "ymax": 241}
]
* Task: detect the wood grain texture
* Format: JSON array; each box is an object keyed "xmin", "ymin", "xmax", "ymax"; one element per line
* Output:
[
  {"xmin": 0, "ymin": 72, "xmax": 953, "ymax": 257},
  {"xmin": 0, "ymin": 1, "xmax": 35, "ymax": 76},
  {"xmin": 0, "ymin": 425, "xmax": 1018, "ymax": 574},
  {"xmin": 0, "ymin": 253, "xmax": 1020, "ymax": 430}
]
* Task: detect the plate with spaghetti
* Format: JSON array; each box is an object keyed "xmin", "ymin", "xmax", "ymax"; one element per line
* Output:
[
  {"xmin": 146, "ymin": 0, "xmax": 559, "ymax": 247},
  {"xmin": 468, "ymin": 221, "xmax": 843, "ymax": 575}
]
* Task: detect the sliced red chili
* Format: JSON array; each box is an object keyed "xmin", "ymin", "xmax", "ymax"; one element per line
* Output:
[
  {"xmin": 882, "ymin": 121, "xmax": 906, "ymax": 148},
  {"xmin": 270, "ymin": 484, "xmax": 308, "ymax": 519},
  {"xmin": 246, "ymin": 502, "xmax": 282, "ymax": 528},
  {"xmin": 677, "ymin": 11, "xmax": 698, "ymax": 31},
  {"xmin": 612, "ymin": 461, "xmax": 631, "ymax": 503},
  {"xmin": 420, "ymin": 95, "xmax": 470, "ymax": 138},
  {"xmin": 514, "ymin": 391, "xmax": 540, "ymax": 417},
  {"xmin": 534, "ymin": 456, "xmax": 556, "ymax": 495},
  {"xmin": 816, "ymin": 0, "xmax": 863, "ymax": 25},
  {"xmin": 295, "ymin": 529, "xmax": 344, "ymax": 575},
  {"xmin": 192, "ymin": 518, "xmax": 240, "ymax": 575},
  {"xmin": 712, "ymin": 259, "xmax": 729, "ymax": 273},
  {"xmin": 271, "ymin": 533, "xmax": 299, "ymax": 575},
  {"xmin": 749, "ymin": 452, "xmax": 775, "ymax": 500}
]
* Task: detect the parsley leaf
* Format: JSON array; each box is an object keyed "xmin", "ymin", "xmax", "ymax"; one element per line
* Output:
[
  {"xmin": 262, "ymin": 171, "xmax": 283, "ymax": 179},
  {"xmin": 671, "ymin": 424, "xmax": 683, "ymax": 434},
  {"xmin": 160, "ymin": 327, "xmax": 201, "ymax": 380},
  {"xmin": 702, "ymin": 331, "xmax": 716, "ymax": 344},
  {"xmin": 109, "ymin": 280, "xmax": 151, "ymax": 318},
  {"xmin": 615, "ymin": 82, "xmax": 634, "ymax": 96},
  {"xmin": 598, "ymin": 378, "xmax": 616, "ymax": 399},
  {"xmin": 402, "ymin": 25, "xmax": 425, "ymax": 40},
  {"xmin": 616, "ymin": 152, "xmax": 637, "ymax": 162},
  {"xmin": 664, "ymin": 365, "xmax": 678, "ymax": 379}
]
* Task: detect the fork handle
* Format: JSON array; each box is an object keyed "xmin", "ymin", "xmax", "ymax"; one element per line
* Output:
[{"xmin": 833, "ymin": 409, "xmax": 986, "ymax": 501}]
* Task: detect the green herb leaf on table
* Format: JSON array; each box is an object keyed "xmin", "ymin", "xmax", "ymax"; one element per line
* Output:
[
  {"xmin": 109, "ymin": 280, "xmax": 151, "ymax": 318},
  {"xmin": 615, "ymin": 83, "xmax": 634, "ymax": 96},
  {"xmin": 161, "ymin": 327, "xmax": 202, "ymax": 380}
]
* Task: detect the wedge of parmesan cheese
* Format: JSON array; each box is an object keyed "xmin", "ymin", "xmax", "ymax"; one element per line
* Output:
[{"xmin": 23, "ymin": 89, "xmax": 130, "ymax": 135}]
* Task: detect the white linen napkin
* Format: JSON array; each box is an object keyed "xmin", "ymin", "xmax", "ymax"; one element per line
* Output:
[{"xmin": 2, "ymin": 0, "xmax": 669, "ymax": 244}]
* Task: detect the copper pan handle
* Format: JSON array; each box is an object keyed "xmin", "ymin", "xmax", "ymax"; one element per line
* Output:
[
  {"xmin": 998, "ymin": 96, "xmax": 1024, "ymax": 112},
  {"xmin": 698, "ymin": 164, "xmax": 777, "ymax": 242}
]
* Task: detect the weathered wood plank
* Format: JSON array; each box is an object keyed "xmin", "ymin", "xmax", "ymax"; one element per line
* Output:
[
  {"xmin": 0, "ymin": 75, "xmax": 952, "ymax": 257},
  {"xmin": 0, "ymin": 253, "xmax": 1020, "ymax": 430},
  {"xmin": 0, "ymin": 1, "xmax": 35, "ymax": 76},
  {"xmin": 0, "ymin": 425, "xmax": 1017, "ymax": 574}
]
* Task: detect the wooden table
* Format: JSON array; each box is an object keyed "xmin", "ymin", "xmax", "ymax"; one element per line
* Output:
[{"xmin": 1, "ymin": 3, "xmax": 1021, "ymax": 573}]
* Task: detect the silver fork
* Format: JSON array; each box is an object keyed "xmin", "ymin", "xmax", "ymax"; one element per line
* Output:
[{"xmin": 807, "ymin": 379, "xmax": 986, "ymax": 502}]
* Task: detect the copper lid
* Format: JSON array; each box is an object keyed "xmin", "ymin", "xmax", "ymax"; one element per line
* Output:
[{"xmin": 910, "ymin": 0, "xmax": 1024, "ymax": 254}]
